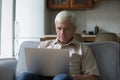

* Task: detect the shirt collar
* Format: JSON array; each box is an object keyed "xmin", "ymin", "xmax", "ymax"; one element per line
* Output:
[{"xmin": 53, "ymin": 37, "xmax": 78, "ymax": 47}]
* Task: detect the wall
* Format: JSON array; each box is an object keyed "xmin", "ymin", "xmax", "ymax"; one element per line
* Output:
[
  {"xmin": 15, "ymin": 0, "xmax": 46, "ymax": 58},
  {"xmin": 15, "ymin": 0, "xmax": 45, "ymax": 38},
  {"xmin": 48, "ymin": 0, "xmax": 120, "ymax": 35},
  {"xmin": 86, "ymin": 0, "xmax": 120, "ymax": 34}
]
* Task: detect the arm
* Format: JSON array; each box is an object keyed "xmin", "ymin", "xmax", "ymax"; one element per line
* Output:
[
  {"xmin": 72, "ymin": 45, "xmax": 100, "ymax": 80},
  {"xmin": 81, "ymin": 45, "xmax": 100, "ymax": 75}
]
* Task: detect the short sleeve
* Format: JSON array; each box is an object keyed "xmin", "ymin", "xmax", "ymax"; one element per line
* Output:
[{"xmin": 81, "ymin": 45, "xmax": 100, "ymax": 76}]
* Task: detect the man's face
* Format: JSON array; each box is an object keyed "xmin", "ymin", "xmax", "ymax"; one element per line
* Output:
[{"xmin": 55, "ymin": 21, "xmax": 76, "ymax": 44}]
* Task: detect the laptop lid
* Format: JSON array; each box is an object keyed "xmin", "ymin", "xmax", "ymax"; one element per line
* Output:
[{"xmin": 25, "ymin": 48, "xmax": 69, "ymax": 76}]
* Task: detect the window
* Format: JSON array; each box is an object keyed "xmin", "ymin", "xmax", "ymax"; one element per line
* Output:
[{"xmin": 0, "ymin": 0, "xmax": 14, "ymax": 58}]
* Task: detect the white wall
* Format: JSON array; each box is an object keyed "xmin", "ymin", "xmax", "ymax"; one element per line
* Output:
[
  {"xmin": 49, "ymin": 0, "xmax": 120, "ymax": 35},
  {"xmin": 86, "ymin": 0, "xmax": 120, "ymax": 34},
  {"xmin": 15, "ymin": 0, "xmax": 46, "ymax": 58},
  {"xmin": 15, "ymin": 0, "xmax": 45, "ymax": 38}
]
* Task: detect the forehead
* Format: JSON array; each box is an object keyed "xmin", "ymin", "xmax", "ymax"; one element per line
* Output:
[{"xmin": 55, "ymin": 21, "xmax": 74, "ymax": 28}]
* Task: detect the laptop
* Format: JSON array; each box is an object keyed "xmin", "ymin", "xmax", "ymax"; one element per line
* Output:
[{"xmin": 25, "ymin": 48, "xmax": 69, "ymax": 76}]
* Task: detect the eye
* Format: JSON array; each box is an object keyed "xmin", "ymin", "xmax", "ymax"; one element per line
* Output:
[
  {"xmin": 65, "ymin": 27, "xmax": 70, "ymax": 30},
  {"xmin": 57, "ymin": 27, "xmax": 61, "ymax": 30}
]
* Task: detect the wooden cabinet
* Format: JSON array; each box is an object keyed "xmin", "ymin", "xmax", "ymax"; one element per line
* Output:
[
  {"xmin": 48, "ymin": 0, "xmax": 70, "ymax": 9},
  {"xmin": 71, "ymin": 0, "xmax": 93, "ymax": 9},
  {"xmin": 47, "ymin": 0, "xmax": 93, "ymax": 10}
]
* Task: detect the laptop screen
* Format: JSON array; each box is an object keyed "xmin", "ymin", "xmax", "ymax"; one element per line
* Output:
[{"xmin": 25, "ymin": 48, "xmax": 70, "ymax": 76}]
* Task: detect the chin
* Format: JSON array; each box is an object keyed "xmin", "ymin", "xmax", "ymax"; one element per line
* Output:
[
  {"xmin": 59, "ymin": 40, "xmax": 67, "ymax": 44},
  {"xmin": 62, "ymin": 40, "xmax": 69, "ymax": 44}
]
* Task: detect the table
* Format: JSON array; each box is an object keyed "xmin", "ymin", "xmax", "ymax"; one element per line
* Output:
[
  {"xmin": 82, "ymin": 35, "xmax": 96, "ymax": 42},
  {"xmin": 82, "ymin": 35, "xmax": 120, "ymax": 42},
  {"xmin": 40, "ymin": 35, "xmax": 120, "ymax": 42}
]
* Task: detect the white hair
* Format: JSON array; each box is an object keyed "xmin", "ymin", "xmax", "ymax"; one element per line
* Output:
[{"xmin": 55, "ymin": 10, "xmax": 76, "ymax": 26}]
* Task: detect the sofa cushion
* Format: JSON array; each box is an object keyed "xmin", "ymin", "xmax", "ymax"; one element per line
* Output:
[
  {"xmin": 88, "ymin": 42, "xmax": 119, "ymax": 80},
  {"xmin": 0, "ymin": 58, "xmax": 17, "ymax": 80},
  {"xmin": 16, "ymin": 41, "xmax": 40, "ymax": 78}
]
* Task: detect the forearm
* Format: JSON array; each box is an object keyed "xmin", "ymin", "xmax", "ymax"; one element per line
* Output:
[{"xmin": 72, "ymin": 75, "xmax": 99, "ymax": 80}]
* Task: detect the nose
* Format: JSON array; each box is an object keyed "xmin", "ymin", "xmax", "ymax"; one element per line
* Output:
[{"xmin": 61, "ymin": 29, "xmax": 65, "ymax": 35}]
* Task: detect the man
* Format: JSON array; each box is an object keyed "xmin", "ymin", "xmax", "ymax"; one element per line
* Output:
[{"xmin": 18, "ymin": 10, "xmax": 99, "ymax": 80}]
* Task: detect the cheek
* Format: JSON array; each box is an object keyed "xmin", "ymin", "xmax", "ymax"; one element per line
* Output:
[
  {"xmin": 56, "ymin": 30, "xmax": 59, "ymax": 33},
  {"xmin": 56, "ymin": 30, "xmax": 61, "ymax": 36}
]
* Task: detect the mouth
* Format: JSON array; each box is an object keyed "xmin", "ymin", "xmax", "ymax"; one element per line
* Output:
[{"xmin": 58, "ymin": 38, "xmax": 68, "ymax": 44}]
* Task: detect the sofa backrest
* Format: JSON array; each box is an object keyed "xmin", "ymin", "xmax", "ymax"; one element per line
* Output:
[
  {"xmin": 16, "ymin": 41, "xmax": 40, "ymax": 78},
  {"xmin": 0, "ymin": 58, "xmax": 17, "ymax": 80},
  {"xmin": 87, "ymin": 42, "xmax": 119, "ymax": 80}
]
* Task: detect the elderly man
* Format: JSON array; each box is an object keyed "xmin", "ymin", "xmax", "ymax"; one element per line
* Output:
[{"xmin": 18, "ymin": 10, "xmax": 99, "ymax": 80}]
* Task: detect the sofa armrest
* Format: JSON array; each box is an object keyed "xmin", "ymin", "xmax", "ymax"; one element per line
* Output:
[
  {"xmin": 0, "ymin": 58, "xmax": 17, "ymax": 80},
  {"xmin": 88, "ymin": 42, "xmax": 119, "ymax": 80}
]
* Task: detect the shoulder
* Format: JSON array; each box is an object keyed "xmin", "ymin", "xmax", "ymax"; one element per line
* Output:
[
  {"xmin": 76, "ymin": 41, "xmax": 92, "ymax": 54},
  {"xmin": 75, "ymin": 41, "xmax": 90, "ymax": 50},
  {"xmin": 81, "ymin": 43, "xmax": 90, "ymax": 50}
]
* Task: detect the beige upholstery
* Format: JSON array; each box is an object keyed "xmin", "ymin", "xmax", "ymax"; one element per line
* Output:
[{"xmin": 94, "ymin": 32, "xmax": 119, "ymax": 42}]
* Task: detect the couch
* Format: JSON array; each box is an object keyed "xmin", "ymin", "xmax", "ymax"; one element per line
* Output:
[{"xmin": 0, "ymin": 41, "xmax": 119, "ymax": 80}]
